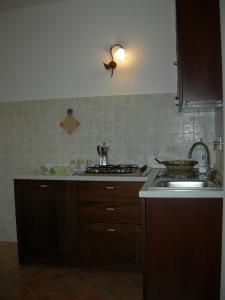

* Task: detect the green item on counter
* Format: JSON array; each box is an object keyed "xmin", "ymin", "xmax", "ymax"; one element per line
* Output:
[{"xmin": 53, "ymin": 165, "xmax": 68, "ymax": 175}]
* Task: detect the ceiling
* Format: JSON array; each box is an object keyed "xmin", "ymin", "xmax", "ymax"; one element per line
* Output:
[{"xmin": 0, "ymin": 0, "xmax": 69, "ymax": 11}]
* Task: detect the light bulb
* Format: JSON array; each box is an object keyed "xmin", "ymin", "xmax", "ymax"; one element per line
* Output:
[{"xmin": 114, "ymin": 48, "xmax": 126, "ymax": 61}]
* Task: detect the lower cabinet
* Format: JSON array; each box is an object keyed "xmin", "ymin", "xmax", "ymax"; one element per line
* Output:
[
  {"xmin": 144, "ymin": 197, "xmax": 223, "ymax": 300},
  {"xmin": 14, "ymin": 180, "xmax": 78, "ymax": 264},
  {"xmin": 14, "ymin": 178, "xmax": 223, "ymax": 298},
  {"xmin": 14, "ymin": 179, "xmax": 144, "ymax": 269},
  {"xmin": 78, "ymin": 181, "xmax": 144, "ymax": 268}
]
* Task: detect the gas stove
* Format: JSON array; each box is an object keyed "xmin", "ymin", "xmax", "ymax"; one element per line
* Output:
[{"xmin": 85, "ymin": 164, "xmax": 147, "ymax": 175}]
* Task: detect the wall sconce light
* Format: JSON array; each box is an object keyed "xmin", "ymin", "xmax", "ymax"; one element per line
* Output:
[{"xmin": 103, "ymin": 43, "xmax": 126, "ymax": 77}]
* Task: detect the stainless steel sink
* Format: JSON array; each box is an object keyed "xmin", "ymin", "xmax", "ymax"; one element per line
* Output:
[
  {"xmin": 157, "ymin": 181, "xmax": 209, "ymax": 188},
  {"xmin": 146, "ymin": 168, "xmax": 223, "ymax": 191}
]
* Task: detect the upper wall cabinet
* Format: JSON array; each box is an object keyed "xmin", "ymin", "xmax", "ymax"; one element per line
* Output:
[{"xmin": 176, "ymin": 0, "xmax": 223, "ymax": 111}]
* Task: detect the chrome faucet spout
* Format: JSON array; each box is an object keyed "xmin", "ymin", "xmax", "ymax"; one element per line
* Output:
[{"xmin": 188, "ymin": 140, "xmax": 210, "ymax": 177}]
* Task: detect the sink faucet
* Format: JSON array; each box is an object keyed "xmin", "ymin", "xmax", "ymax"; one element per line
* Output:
[{"xmin": 188, "ymin": 139, "xmax": 210, "ymax": 177}]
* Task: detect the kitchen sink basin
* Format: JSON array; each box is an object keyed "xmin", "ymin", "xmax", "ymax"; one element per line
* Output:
[
  {"xmin": 157, "ymin": 181, "xmax": 209, "ymax": 188},
  {"xmin": 151, "ymin": 168, "xmax": 223, "ymax": 189}
]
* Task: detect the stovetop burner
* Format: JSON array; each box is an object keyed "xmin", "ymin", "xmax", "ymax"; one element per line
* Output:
[{"xmin": 86, "ymin": 164, "xmax": 147, "ymax": 175}]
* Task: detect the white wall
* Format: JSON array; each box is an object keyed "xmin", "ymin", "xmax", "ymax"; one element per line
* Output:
[
  {"xmin": 0, "ymin": 0, "xmax": 176, "ymax": 102},
  {"xmin": 220, "ymin": 0, "xmax": 225, "ymax": 299}
]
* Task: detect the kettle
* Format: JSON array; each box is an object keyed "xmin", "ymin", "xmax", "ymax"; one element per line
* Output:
[{"xmin": 97, "ymin": 142, "xmax": 109, "ymax": 166}]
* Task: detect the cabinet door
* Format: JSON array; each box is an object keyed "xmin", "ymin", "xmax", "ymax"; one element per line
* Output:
[
  {"xmin": 80, "ymin": 223, "xmax": 142, "ymax": 266},
  {"xmin": 15, "ymin": 180, "xmax": 78, "ymax": 263},
  {"xmin": 144, "ymin": 197, "xmax": 222, "ymax": 300},
  {"xmin": 176, "ymin": 0, "xmax": 222, "ymax": 109}
]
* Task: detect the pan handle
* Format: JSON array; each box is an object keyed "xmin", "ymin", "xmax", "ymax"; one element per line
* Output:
[
  {"xmin": 154, "ymin": 157, "xmax": 162, "ymax": 164},
  {"xmin": 97, "ymin": 145, "xmax": 101, "ymax": 155}
]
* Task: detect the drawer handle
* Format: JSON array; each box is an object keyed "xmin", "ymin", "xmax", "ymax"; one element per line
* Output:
[
  {"xmin": 107, "ymin": 228, "xmax": 116, "ymax": 232},
  {"xmin": 106, "ymin": 186, "xmax": 118, "ymax": 190},
  {"xmin": 106, "ymin": 207, "xmax": 116, "ymax": 211},
  {"xmin": 39, "ymin": 184, "xmax": 53, "ymax": 188}
]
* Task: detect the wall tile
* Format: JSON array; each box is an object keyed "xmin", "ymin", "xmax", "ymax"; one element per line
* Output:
[
  {"xmin": 214, "ymin": 108, "xmax": 224, "ymax": 174},
  {"xmin": 0, "ymin": 93, "xmax": 217, "ymax": 241}
]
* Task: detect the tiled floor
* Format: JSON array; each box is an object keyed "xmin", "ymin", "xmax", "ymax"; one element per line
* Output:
[{"xmin": 0, "ymin": 242, "xmax": 143, "ymax": 300}]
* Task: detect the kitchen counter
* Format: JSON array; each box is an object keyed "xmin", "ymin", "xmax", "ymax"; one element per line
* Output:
[
  {"xmin": 139, "ymin": 168, "xmax": 223, "ymax": 198},
  {"xmin": 14, "ymin": 173, "xmax": 148, "ymax": 182},
  {"xmin": 14, "ymin": 167, "xmax": 224, "ymax": 198}
]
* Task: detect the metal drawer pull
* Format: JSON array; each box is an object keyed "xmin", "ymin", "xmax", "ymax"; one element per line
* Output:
[
  {"xmin": 105, "ymin": 186, "xmax": 118, "ymax": 190},
  {"xmin": 107, "ymin": 228, "xmax": 116, "ymax": 232},
  {"xmin": 106, "ymin": 207, "xmax": 116, "ymax": 211},
  {"xmin": 39, "ymin": 185, "xmax": 52, "ymax": 188}
]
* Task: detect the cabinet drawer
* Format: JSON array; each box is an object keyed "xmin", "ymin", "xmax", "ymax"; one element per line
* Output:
[
  {"xmin": 80, "ymin": 223, "xmax": 139, "ymax": 264},
  {"xmin": 79, "ymin": 202, "xmax": 143, "ymax": 224},
  {"xmin": 15, "ymin": 179, "xmax": 65, "ymax": 192},
  {"xmin": 78, "ymin": 181, "xmax": 143, "ymax": 202}
]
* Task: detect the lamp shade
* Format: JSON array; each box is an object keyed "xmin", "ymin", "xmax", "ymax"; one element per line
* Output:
[{"xmin": 114, "ymin": 48, "xmax": 126, "ymax": 61}]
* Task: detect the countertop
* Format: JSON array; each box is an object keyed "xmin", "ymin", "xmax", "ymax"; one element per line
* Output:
[
  {"xmin": 139, "ymin": 169, "xmax": 224, "ymax": 198},
  {"xmin": 14, "ymin": 173, "xmax": 148, "ymax": 182},
  {"xmin": 14, "ymin": 168, "xmax": 224, "ymax": 198}
]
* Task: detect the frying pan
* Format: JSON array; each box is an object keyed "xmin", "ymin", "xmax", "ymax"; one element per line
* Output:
[{"xmin": 154, "ymin": 157, "xmax": 198, "ymax": 171}]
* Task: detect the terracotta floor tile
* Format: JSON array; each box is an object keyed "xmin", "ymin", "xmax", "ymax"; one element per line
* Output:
[
  {"xmin": 65, "ymin": 279, "xmax": 101, "ymax": 299},
  {"xmin": 0, "ymin": 294, "xmax": 34, "ymax": 300},
  {"xmin": 81, "ymin": 268, "xmax": 109, "ymax": 278},
  {"xmin": 0, "ymin": 272, "xmax": 21, "ymax": 290},
  {"xmin": 89, "ymin": 272, "xmax": 131, "ymax": 289},
  {"xmin": 0, "ymin": 280, "xmax": 31, "ymax": 299},
  {"xmin": 0, "ymin": 256, "xmax": 19, "ymax": 273},
  {"xmin": 117, "ymin": 271, "xmax": 143, "ymax": 286},
  {"xmin": 53, "ymin": 268, "xmax": 87, "ymax": 287},
  {"xmin": 35, "ymin": 287, "xmax": 74, "ymax": 300},
  {"xmin": 19, "ymin": 264, "xmax": 50, "ymax": 282},
  {"xmin": 80, "ymin": 292, "xmax": 114, "ymax": 300},
  {"xmin": 0, "ymin": 242, "xmax": 18, "ymax": 257},
  {"xmin": 44, "ymin": 264, "xmax": 74, "ymax": 276},
  {"xmin": 26, "ymin": 276, "xmax": 59, "ymax": 295},
  {"xmin": 6, "ymin": 254, "xmax": 19, "ymax": 265},
  {"xmin": 22, "ymin": 294, "xmax": 36, "ymax": 300},
  {"xmin": 0, "ymin": 242, "xmax": 143, "ymax": 300},
  {"xmin": 0, "ymin": 241, "xmax": 17, "ymax": 251},
  {"xmin": 106, "ymin": 283, "xmax": 143, "ymax": 300}
]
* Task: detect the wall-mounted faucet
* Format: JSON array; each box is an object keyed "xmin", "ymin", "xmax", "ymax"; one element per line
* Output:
[{"xmin": 188, "ymin": 139, "xmax": 210, "ymax": 177}]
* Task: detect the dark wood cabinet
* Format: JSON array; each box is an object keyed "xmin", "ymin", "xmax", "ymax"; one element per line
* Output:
[
  {"xmin": 14, "ymin": 179, "xmax": 144, "ymax": 269},
  {"xmin": 78, "ymin": 181, "xmax": 144, "ymax": 268},
  {"xmin": 176, "ymin": 0, "xmax": 223, "ymax": 110},
  {"xmin": 144, "ymin": 197, "xmax": 223, "ymax": 300},
  {"xmin": 14, "ymin": 180, "xmax": 78, "ymax": 264}
]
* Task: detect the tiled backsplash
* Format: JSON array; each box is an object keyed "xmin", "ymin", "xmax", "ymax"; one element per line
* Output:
[
  {"xmin": 215, "ymin": 108, "xmax": 224, "ymax": 174},
  {"xmin": 0, "ymin": 93, "xmax": 217, "ymax": 241}
]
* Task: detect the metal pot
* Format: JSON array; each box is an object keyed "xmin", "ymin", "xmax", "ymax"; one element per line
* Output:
[{"xmin": 154, "ymin": 157, "xmax": 198, "ymax": 171}]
